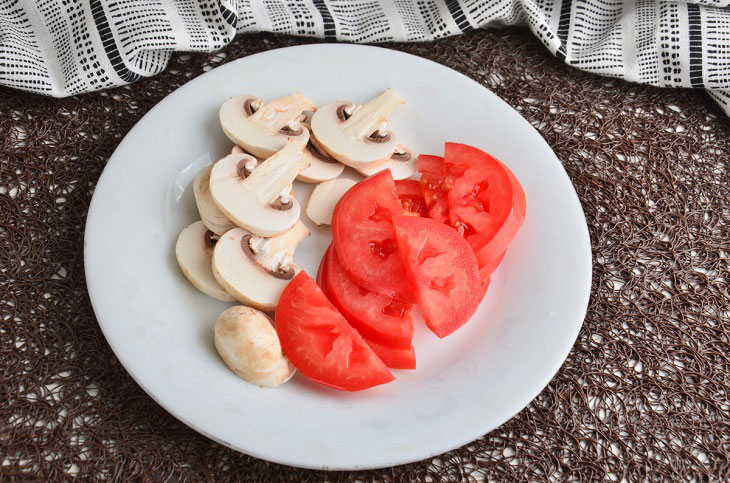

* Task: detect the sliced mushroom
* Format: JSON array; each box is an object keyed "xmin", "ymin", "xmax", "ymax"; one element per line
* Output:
[
  {"xmin": 296, "ymin": 122, "xmax": 345, "ymax": 183},
  {"xmin": 310, "ymin": 88, "xmax": 405, "ymax": 170},
  {"xmin": 220, "ymin": 93, "xmax": 315, "ymax": 158},
  {"xmin": 214, "ymin": 305, "xmax": 296, "ymax": 388},
  {"xmin": 211, "ymin": 221, "xmax": 310, "ymax": 311},
  {"xmin": 193, "ymin": 165, "xmax": 237, "ymax": 235},
  {"xmin": 175, "ymin": 221, "xmax": 235, "ymax": 302},
  {"xmin": 354, "ymin": 145, "xmax": 417, "ymax": 180},
  {"xmin": 306, "ymin": 178, "xmax": 357, "ymax": 226},
  {"xmin": 209, "ymin": 139, "xmax": 309, "ymax": 237}
]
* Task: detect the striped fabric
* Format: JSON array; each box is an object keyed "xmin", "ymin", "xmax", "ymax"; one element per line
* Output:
[{"xmin": 1, "ymin": 1, "xmax": 728, "ymax": 115}]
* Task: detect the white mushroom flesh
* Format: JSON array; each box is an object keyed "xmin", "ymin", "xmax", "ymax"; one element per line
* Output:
[
  {"xmin": 175, "ymin": 221, "xmax": 235, "ymax": 302},
  {"xmin": 214, "ymin": 305, "xmax": 296, "ymax": 387},
  {"xmin": 220, "ymin": 93, "xmax": 315, "ymax": 158},
  {"xmin": 296, "ymin": 122, "xmax": 345, "ymax": 183},
  {"xmin": 211, "ymin": 222, "xmax": 310, "ymax": 311},
  {"xmin": 209, "ymin": 140, "xmax": 309, "ymax": 237},
  {"xmin": 306, "ymin": 178, "xmax": 357, "ymax": 226},
  {"xmin": 193, "ymin": 165, "xmax": 237, "ymax": 235},
  {"xmin": 311, "ymin": 88, "xmax": 404, "ymax": 169},
  {"xmin": 355, "ymin": 145, "xmax": 417, "ymax": 180}
]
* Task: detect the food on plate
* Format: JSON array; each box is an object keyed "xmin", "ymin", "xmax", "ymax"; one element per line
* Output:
[
  {"xmin": 417, "ymin": 143, "xmax": 526, "ymax": 285},
  {"xmin": 392, "ymin": 215, "xmax": 481, "ymax": 338},
  {"xmin": 220, "ymin": 93, "xmax": 315, "ymax": 158},
  {"xmin": 175, "ymin": 221, "xmax": 235, "ymax": 302},
  {"xmin": 276, "ymin": 271, "xmax": 394, "ymax": 391},
  {"xmin": 305, "ymin": 178, "xmax": 357, "ymax": 226},
  {"xmin": 214, "ymin": 305, "xmax": 296, "ymax": 387},
  {"xmin": 295, "ymin": 121, "xmax": 345, "ymax": 183},
  {"xmin": 394, "ymin": 179, "xmax": 427, "ymax": 217},
  {"xmin": 319, "ymin": 246, "xmax": 414, "ymax": 350},
  {"xmin": 365, "ymin": 339, "xmax": 416, "ymax": 370},
  {"xmin": 193, "ymin": 165, "xmax": 237, "ymax": 235},
  {"xmin": 331, "ymin": 170, "xmax": 416, "ymax": 303},
  {"xmin": 211, "ymin": 221, "xmax": 310, "ymax": 311},
  {"xmin": 355, "ymin": 144, "xmax": 417, "ymax": 180},
  {"xmin": 209, "ymin": 139, "xmax": 309, "ymax": 237},
  {"xmin": 311, "ymin": 88, "xmax": 404, "ymax": 169}
]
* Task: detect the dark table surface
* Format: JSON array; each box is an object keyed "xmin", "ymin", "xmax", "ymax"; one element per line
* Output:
[{"xmin": 1, "ymin": 27, "xmax": 729, "ymax": 481}]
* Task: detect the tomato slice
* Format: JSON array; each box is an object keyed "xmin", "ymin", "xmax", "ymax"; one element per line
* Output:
[
  {"xmin": 331, "ymin": 170, "xmax": 416, "ymax": 302},
  {"xmin": 392, "ymin": 215, "xmax": 481, "ymax": 338},
  {"xmin": 473, "ymin": 164, "xmax": 526, "ymax": 277},
  {"xmin": 365, "ymin": 339, "xmax": 416, "ymax": 370},
  {"xmin": 444, "ymin": 143, "xmax": 516, "ymax": 248},
  {"xmin": 276, "ymin": 271, "xmax": 394, "ymax": 391},
  {"xmin": 416, "ymin": 154, "xmax": 449, "ymax": 223},
  {"xmin": 321, "ymin": 246, "xmax": 414, "ymax": 349},
  {"xmin": 394, "ymin": 180, "xmax": 427, "ymax": 217}
]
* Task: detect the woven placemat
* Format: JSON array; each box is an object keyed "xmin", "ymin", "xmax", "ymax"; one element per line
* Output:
[{"xmin": 1, "ymin": 27, "xmax": 729, "ymax": 481}]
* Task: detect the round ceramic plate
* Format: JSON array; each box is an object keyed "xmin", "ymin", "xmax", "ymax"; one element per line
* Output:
[{"xmin": 85, "ymin": 44, "xmax": 591, "ymax": 470}]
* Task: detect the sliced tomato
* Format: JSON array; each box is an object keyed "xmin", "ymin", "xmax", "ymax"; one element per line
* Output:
[
  {"xmin": 473, "ymin": 164, "xmax": 526, "ymax": 277},
  {"xmin": 365, "ymin": 339, "xmax": 416, "ymax": 370},
  {"xmin": 394, "ymin": 180, "xmax": 427, "ymax": 217},
  {"xmin": 479, "ymin": 275, "xmax": 491, "ymax": 301},
  {"xmin": 392, "ymin": 215, "xmax": 481, "ymax": 338},
  {"xmin": 416, "ymin": 154, "xmax": 449, "ymax": 223},
  {"xmin": 276, "ymin": 271, "xmax": 394, "ymax": 391},
  {"xmin": 321, "ymin": 246, "xmax": 414, "ymax": 350},
  {"xmin": 331, "ymin": 170, "xmax": 416, "ymax": 302}
]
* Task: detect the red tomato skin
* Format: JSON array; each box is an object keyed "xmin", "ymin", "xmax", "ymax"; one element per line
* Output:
[
  {"xmin": 321, "ymin": 246, "xmax": 414, "ymax": 350},
  {"xmin": 392, "ymin": 215, "xmax": 481, "ymax": 338},
  {"xmin": 473, "ymin": 163, "xmax": 526, "ymax": 276},
  {"xmin": 276, "ymin": 272, "xmax": 394, "ymax": 391},
  {"xmin": 416, "ymin": 154, "xmax": 449, "ymax": 223},
  {"xmin": 394, "ymin": 179, "xmax": 427, "ymax": 217},
  {"xmin": 365, "ymin": 339, "xmax": 416, "ymax": 370},
  {"xmin": 331, "ymin": 170, "xmax": 416, "ymax": 303}
]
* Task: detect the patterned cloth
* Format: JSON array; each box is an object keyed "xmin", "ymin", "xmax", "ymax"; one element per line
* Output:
[{"xmin": 1, "ymin": 1, "xmax": 728, "ymax": 108}]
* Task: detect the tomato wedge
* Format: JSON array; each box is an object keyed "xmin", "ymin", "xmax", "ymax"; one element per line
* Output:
[
  {"xmin": 416, "ymin": 154, "xmax": 449, "ymax": 223},
  {"xmin": 394, "ymin": 180, "xmax": 427, "ymax": 217},
  {"xmin": 392, "ymin": 215, "xmax": 481, "ymax": 338},
  {"xmin": 472, "ymin": 164, "xmax": 526, "ymax": 278},
  {"xmin": 331, "ymin": 170, "xmax": 416, "ymax": 302},
  {"xmin": 276, "ymin": 271, "xmax": 394, "ymax": 391},
  {"xmin": 321, "ymin": 246, "xmax": 414, "ymax": 349},
  {"xmin": 366, "ymin": 339, "xmax": 416, "ymax": 370}
]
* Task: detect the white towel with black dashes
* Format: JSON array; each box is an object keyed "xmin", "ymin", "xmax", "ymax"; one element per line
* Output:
[{"xmin": 1, "ymin": 1, "xmax": 728, "ymax": 115}]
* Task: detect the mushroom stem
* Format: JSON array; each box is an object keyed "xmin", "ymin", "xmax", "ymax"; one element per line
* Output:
[
  {"xmin": 246, "ymin": 137, "xmax": 310, "ymax": 203},
  {"xmin": 251, "ymin": 93, "xmax": 317, "ymax": 131},
  {"xmin": 268, "ymin": 221, "xmax": 310, "ymax": 257},
  {"xmin": 343, "ymin": 88, "xmax": 405, "ymax": 140}
]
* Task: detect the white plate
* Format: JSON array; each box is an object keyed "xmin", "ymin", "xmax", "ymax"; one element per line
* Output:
[{"xmin": 85, "ymin": 44, "xmax": 591, "ymax": 470}]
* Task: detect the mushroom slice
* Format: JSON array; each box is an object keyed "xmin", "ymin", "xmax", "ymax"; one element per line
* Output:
[
  {"xmin": 193, "ymin": 165, "xmax": 237, "ymax": 235},
  {"xmin": 296, "ymin": 122, "xmax": 345, "ymax": 183},
  {"xmin": 220, "ymin": 93, "xmax": 315, "ymax": 158},
  {"xmin": 306, "ymin": 178, "xmax": 357, "ymax": 226},
  {"xmin": 354, "ymin": 145, "xmax": 417, "ymax": 180},
  {"xmin": 175, "ymin": 221, "xmax": 235, "ymax": 302},
  {"xmin": 210, "ymin": 139, "xmax": 309, "ymax": 237},
  {"xmin": 214, "ymin": 305, "xmax": 296, "ymax": 388},
  {"xmin": 310, "ymin": 88, "xmax": 405, "ymax": 170},
  {"xmin": 212, "ymin": 221, "xmax": 310, "ymax": 311}
]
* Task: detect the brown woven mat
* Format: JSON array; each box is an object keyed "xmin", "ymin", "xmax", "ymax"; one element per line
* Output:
[{"xmin": 2, "ymin": 27, "xmax": 729, "ymax": 481}]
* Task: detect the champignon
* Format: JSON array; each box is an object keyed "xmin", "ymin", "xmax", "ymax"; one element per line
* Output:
[
  {"xmin": 175, "ymin": 221, "xmax": 235, "ymax": 302},
  {"xmin": 310, "ymin": 88, "xmax": 404, "ymax": 169},
  {"xmin": 214, "ymin": 305, "xmax": 296, "ymax": 387},
  {"xmin": 305, "ymin": 178, "xmax": 357, "ymax": 226},
  {"xmin": 354, "ymin": 145, "xmax": 417, "ymax": 180},
  {"xmin": 193, "ymin": 165, "xmax": 237, "ymax": 235},
  {"xmin": 211, "ymin": 221, "xmax": 310, "ymax": 311},
  {"xmin": 209, "ymin": 138, "xmax": 309, "ymax": 237},
  {"xmin": 220, "ymin": 93, "xmax": 315, "ymax": 158},
  {"xmin": 295, "ymin": 122, "xmax": 345, "ymax": 183}
]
